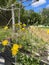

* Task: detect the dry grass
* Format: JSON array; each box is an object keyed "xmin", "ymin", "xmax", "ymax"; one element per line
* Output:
[{"xmin": 29, "ymin": 26, "xmax": 49, "ymax": 43}]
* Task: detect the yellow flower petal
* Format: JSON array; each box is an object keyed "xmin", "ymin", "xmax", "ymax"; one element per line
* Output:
[
  {"xmin": 12, "ymin": 50, "xmax": 18, "ymax": 56},
  {"xmin": 23, "ymin": 24, "xmax": 26, "ymax": 27},
  {"xmin": 2, "ymin": 40, "xmax": 8, "ymax": 46},
  {"xmin": 4, "ymin": 26, "xmax": 8, "ymax": 30},
  {"xmin": 12, "ymin": 44, "xmax": 19, "ymax": 50},
  {"xmin": 11, "ymin": 44, "xmax": 22, "ymax": 56},
  {"xmin": 21, "ymin": 28, "xmax": 25, "ymax": 31},
  {"xmin": 47, "ymin": 30, "xmax": 49, "ymax": 34}
]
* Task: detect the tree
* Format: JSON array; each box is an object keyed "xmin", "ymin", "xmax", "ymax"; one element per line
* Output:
[
  {"xmin": 27, "ymin": 10, "xmax": 41, "ymax": 25},
  {"xmin": 20, "ymin": 9, "xmax": 41, "ymax": 25},
  {"xmin": 41, "ymin": 8, "xmax": 49, "ymax": 26},
  {"xmin": 0, "ymin": 0, "xmax": 18, "ymax": 26},
  {"xmin": 0, "ymin": 0, "xmax": 17, "ymax": 8},
  {"xmin": 0, "ymin": 0, "xmax": 40, "ymax": 26}
]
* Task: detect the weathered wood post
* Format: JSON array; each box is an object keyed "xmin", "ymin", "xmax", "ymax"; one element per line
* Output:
[{"xmin": 11, "ymin": 4, "xmax": 15, "ymax": 33}]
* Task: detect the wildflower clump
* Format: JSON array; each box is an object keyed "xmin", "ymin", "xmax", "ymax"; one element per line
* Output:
[
  {"xmin": 2, "ymin": 40, "xmax": 9, "ymax": 46},
  {"xmin": 23, "ymin": 24, "xmax": 26, "ymax": 27},
  {"xmin": 4, "ymin": 26, "xmax": 8, "ymax": 30},
  {"xmin": 21, "ymin": 28, "xmax": 25, "ymax": 31},
  {"xmin": 11, "ymin": 44, "xmax": 22, "ymax": 56}
]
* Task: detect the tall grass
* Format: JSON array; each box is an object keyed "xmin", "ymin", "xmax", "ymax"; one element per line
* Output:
[{"xmin": 0, "ymin": 28, "xmax": 12, "ymax": 41}]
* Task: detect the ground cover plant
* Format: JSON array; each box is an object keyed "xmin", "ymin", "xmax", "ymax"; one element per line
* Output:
[{"xmin": 0, "ymin": 24, "xmax": 49, "ymax": 65}]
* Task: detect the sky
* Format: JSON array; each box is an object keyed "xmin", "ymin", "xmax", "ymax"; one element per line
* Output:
[{"xmin": 21, "ymin": 0, "xmax": 49, "ymax": 12}]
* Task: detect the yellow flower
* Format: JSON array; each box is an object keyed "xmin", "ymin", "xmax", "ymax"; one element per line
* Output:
[
  {"xmin": 2, "ymin": 40, "xmax": 8, "ymax": 46},
  {"xmin": 4, "ymin": 26, "xmax": 8, "ymax": 30},
  {"xmin": 11, "ymin": 44, "xmax": 22, "ymax": 56},
  {"xmin": 11, "ymin": 44, "xmax": 19, "ymax": 56},
  {"xmin": 12, "ymin": 44, "xmax": 19, "ymax": 50},
  {"xmin": 12, "ymin": 50, "xmax": 18, "ymax": 56},
  {"xmin": 23, "ymin": 24, "xmax": 26, "ymax": 27},
  {"xmin": 21, "ymin": 28, "xmax": 25, "ymax": 31},
  {"xmin": 47, "ymin": 30, "xmax": 49, "ymax": 34}
]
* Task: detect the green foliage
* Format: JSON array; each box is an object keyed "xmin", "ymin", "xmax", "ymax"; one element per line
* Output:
[
  {"xmin": 17, "ymin": 52, "xmax": 40, "ymax": 65},
  {"xmin": 0, "ymin": 0, "xmax": 18, "ymax": 26},
  {"xmin": 0, "ymin": 0, "xmax": 49, "ymax": 26},
  {"xmin": 28, "ymin": 12, "xmax": 41, "ymax": 25},
  {"xmin": 20, "ymin": 10, "xmax": 41, "ymax": 25},
  {"xmin": 0, "ymin": 0, "xmax": 42, "ymax": 26},
  {"xmin": 0, "ymin": 28, "xmax": 12, "ymax": 41},
  {"xmin": 0, "ymin": 0, "xmax": 16, "ymax": 8},
  {"xmin": 41, "ymin": 8, "xmax": 49, "ymax": 26},
  {"xmin": 0, "ymin": 25, "xmax": 48, "ymax": 65}
]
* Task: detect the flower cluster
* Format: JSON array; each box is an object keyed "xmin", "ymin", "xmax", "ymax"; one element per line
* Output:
[
  {"xmin": 1, "ymin": 39, "xmax": 22, "ymax": 57},
  {"xmin": 11, "ymin": 44, "xmax": 19, "ymax": 56},
  {"xmin": 15, "ymin": 23, "xmax": 26, "ymax": 31}
]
